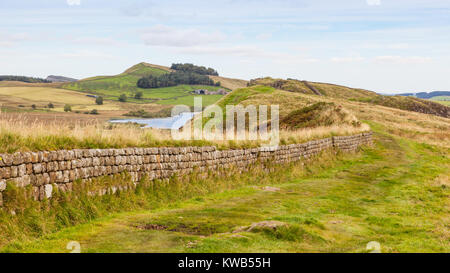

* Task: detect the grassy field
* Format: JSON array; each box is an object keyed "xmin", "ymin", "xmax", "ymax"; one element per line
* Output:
[
  {"xmin": 64, "ymin": 63, "xmax": 228, "ymax": 107},
  {"xmin": 0, "ymin": 86, "xmax": 122, "ymax": 112},
  {"xmin": 430, "ymin": 96, "xmax": 450, "ymax": 106},
  {"xmin": 2, "ymin": 127, "xmax": 448, "ymax": 253}
]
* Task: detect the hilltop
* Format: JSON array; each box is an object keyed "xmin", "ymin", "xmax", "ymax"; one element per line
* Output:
[
  {"xmin": 46, "ymin": 75, "xmax": 78, "ymax": 83},
  {"xmin": 249, "ymin": 77, "xmax": 450, "ymax": 118}
]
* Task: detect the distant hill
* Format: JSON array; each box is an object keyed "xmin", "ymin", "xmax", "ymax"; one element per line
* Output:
[
  {"xmin": 63, "ymin": 62, "xmax": 246, "ymax": 107},
  {"xmin": 0, "ymin": 75, "xmax": 50, "ymax": 83},
  {"xmin": 397, "ymin": 91, "xmax": 450, "ymax": 99},
  {"xmin": 248, "ymin": 77, "xmax": 450, "ymax": 118},
  {"xmin": 46, "ymin": 75, "xmax": 78, "ymax": 83}
]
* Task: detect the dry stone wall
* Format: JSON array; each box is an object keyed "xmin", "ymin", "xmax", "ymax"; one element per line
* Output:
[{"xmin": 0, "ymin": 132, "xmax": 372, "ymax": 206}]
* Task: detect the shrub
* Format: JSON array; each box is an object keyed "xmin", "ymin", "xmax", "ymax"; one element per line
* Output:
[
  {"xmin": 90, "ymin": 109, "xmax": 99, "ymax": 115},
  {"xmin": 31, "ymin": 104, "xmax": 36, "ymax": 110},
  {"xmin": 95, "ymin": 96, "xmax": 103, "ymax": 105},
  {"xmin": 134, "ymin": 91, "xmax": 143, "ymax": 100},
  {"xmin": 118, "ymin": 94, "xmax": 127, "ymax": 102},
  {"xmin": 48, "ymin": 103, "xmax": 54, "ymax": 109},
  {"xmin": 64, "ymin": 104, "xmax": 72, "ymax": 112}
]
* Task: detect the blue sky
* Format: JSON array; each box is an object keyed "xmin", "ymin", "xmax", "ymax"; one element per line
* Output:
[{"xmin": 1, "ymin": 0, "xmax": 449, "ymax": 93}]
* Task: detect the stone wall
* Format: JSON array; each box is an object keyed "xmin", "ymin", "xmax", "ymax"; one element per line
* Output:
[{"xmin": 0, "ymin": 132, "xmax": 372, "ymax": 206}]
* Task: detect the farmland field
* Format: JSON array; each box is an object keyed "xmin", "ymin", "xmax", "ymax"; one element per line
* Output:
[
  {"xmin": 430, "ymin": 96, "xmax": 450, "ymax": 106},
  {"xmin": 0, "ymin": 86, "xmax": 122, "ymax": 112}
]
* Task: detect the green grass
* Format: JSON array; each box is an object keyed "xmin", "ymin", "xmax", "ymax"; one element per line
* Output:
[
  {"xmin": 2, "ymin": 124, "xmax": 448, "ymax": 253},
  {"xmin": 430, "ymin": 96, "xmax": 450, "ymax": 106},
  {"xmin": 64, "ymin": 63, "xmax": 227, "ymax": 107}
]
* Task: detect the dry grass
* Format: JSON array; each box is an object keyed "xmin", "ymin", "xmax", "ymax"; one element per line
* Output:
[
  {"xmin": 210, "ymin": 75, "xmax": 248, "ymax": 90},
  {"xmin": 0, "ymin": 110, "xmax": 369, "ymax": 153},
  {"xmin": 0, "ymin": 87, "xmax": 122, "ymax": 112},
  {"xmin": 262, "ymin": 90, "xmax": 450, "ymax": 148}
]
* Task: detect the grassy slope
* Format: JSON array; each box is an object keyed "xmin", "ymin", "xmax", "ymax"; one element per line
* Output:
[
  {"xmin": 63, "ymin": 63, "xmax": 231, "ymax": 107},
  {"xmin": 249, "ymin": 78, "xmax": 450, "ymax": 118},
  {"xmin": 229, "ymin": 85, "xmax": 450, "ymax": 148},
  {"xmin": 3, "ymin": 127, "xmax": 448, "ymax": 253},
  {"xmin": 430, "ymin": 96, "xmax": 450, "ymax": 106}
]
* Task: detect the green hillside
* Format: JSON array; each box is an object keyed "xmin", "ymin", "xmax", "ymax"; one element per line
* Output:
[
  {"xmin": 63, "ymin": 62, "xmax": 227, "ymax": 107},
  {"xmin": 430, "ymin": 96, "xmax": 450, "ymax": 106},
  {"xmin": 249, "ymin": 77, "xmax": 450, "ymax": 118}
]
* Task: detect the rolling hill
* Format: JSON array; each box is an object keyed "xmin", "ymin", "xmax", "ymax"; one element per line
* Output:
[
  {"xmin": 396, "ymin": 91, "xmax": 450, "ymax": 99},
  {"xmin": 249, "ymin": 77, "xmax": 450, "ymax": 118},
  {"xmin": 218, "ymin": 84, "xmax": 450, "ymax": 147},
  {"xmin": 46, "ymin": 75, "xmax": 78, "ymax": 83},
  {"xmin": 63, "ymin": 62, "xmax": 246, "ymax": 107}
]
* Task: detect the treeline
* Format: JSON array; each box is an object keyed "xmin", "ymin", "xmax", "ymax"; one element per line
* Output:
[
  {"xmin": 0, "ymin": 75, "xmax": 50, "ymax": 83},
  {"xmin": 137, "ymin": 71, "xmax": 218, "ymax": 89},
  {"xmin": 170, "ymin": 63, "xmax": 219, "ymax": 76}
]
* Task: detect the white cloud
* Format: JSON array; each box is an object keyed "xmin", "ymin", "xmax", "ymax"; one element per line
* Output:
[
  {"xmin": 70, "ymin": 37, "xmax": 125, "ymax": 47},
  {"xmin": 331, "ymin": 56, "xmax": 365, "ymax": 63},
  {"xmin": 366, "ymin": 0, "xmax": 381, "ymax": 6},
  {"xmin": 141, "ymin": 25, "xmax": 226, "ymax": 47},
  {"xmin": 256, "ymin": 33, "xmax": 272, "ymax": 40},
  {"xmin": 0, "ymin": 32, "xmax": 30, "ymax": 47},
  {"xmin": 374, "ymin": 56, "xmax": 432, "ymax": 64},
  {"xmin": 67, "ymin": 0, "xmax": 81, "ymax": 6},
  {"xmin": 58, "ymin": 50, "xmax": 114, "ymax": 59}
]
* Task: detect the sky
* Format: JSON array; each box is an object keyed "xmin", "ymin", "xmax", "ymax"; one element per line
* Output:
[{"xmin": 0, "ymin": 0, "xmax": 449, "ymax": 93}]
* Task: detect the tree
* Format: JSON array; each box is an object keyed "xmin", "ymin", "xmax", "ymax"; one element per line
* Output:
[
  {"xmin": 48, "ymin": 103, "xmax": 54, "ymax": 108},
  {"xmin": 134, "ymin": 91, "xmax": 143, "ymax": 99},
  {"xmin": 215, "ymin": 81, "xmax": 221, "ymax": 87},
  {"xmin": 31, "ymin": 104, "xmax": 37, "ymax": 110},
  {"xmin": 64, "ymin": 104, "xmax": 72, "ymax": 112},
  {"xmin": 137, "ymin": 71, "xmax": 215, "ymax": 89},
  {"xmin": 118, "ymin": 94, "xmax": 127, "ymax": 102},
  {"xmin": 95, "ymin": 96, "xmax": 103, "ymax": 105}
]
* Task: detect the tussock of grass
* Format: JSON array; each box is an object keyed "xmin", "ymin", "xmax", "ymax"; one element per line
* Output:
[{"xmin": 280, "ymin": 102, "xmax": 360, "ymax": 129}]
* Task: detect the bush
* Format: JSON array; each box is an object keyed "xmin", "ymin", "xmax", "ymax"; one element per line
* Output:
[
  {"xmin": 31, "ymin": 104, "xmax": 36, "ymax": 110},
  {"xmin": 170, "ymin": 63, "xmax": 219, "ymax": 76},
  {"xmin": 118, "ymin": 94, "xmax": 127, "ymax": 102},
  {"xmin": 134, "ymin": 91, "xmax": 143, "ymax": 100},
  {"xmin": 95, "ymin": 96, "xmax": 103, "ymax": 105},
  {"xmin": 137, "ymin": 71, "xmax": 215, "ymax": 89},
  {"xmin": 90, "ymin": 109, "xmax": 99, "ymax": 115},
  {"xmin": 48, "ymin": 103, "xmax": 54, "ymax": 109},
  {"xmin": 64, "ymin": 104, "xmax": 72, "ymax": 112}
]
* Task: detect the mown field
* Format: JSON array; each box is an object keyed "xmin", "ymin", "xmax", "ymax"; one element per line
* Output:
[
  {"xmin": 0, "ymin": 86, "xmax": 122, "ymax": 112},
  {"xmin": 1, "ymin": 126, "xmax": 448, "ymax": 253}
]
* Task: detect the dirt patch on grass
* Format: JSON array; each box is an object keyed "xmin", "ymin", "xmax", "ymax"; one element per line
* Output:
[{"xmin": 136, "ymin": 224, "xmax": 168, "ymax": 231}]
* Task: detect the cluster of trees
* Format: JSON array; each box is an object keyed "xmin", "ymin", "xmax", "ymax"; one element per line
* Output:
[
  {"xmin": 170, "ymin": 63, "xmax": 219, "ymax": 76},
  {"xmin": 137, "ymin": 71, "xmax": 217, "ymax": 89},
  {"xmin": 0, "ymin": 75, "xmax": 50, "ymax": 83}
]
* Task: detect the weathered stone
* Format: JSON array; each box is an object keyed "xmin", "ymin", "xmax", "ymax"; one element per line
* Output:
[
  {"xmin": 2, "ymin": 154, "xmax": 13, "ymax": 166},
  {"xmin": 0, "ymin": 180, "xmax": 6, "ymax": 191},
  {"xmin": 33, "ymin": 163, "xmax": 43, "ymax": 174},
  {"xmin": 44, "ymin": 184, "xmax": 53, "ymax": 199}
]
